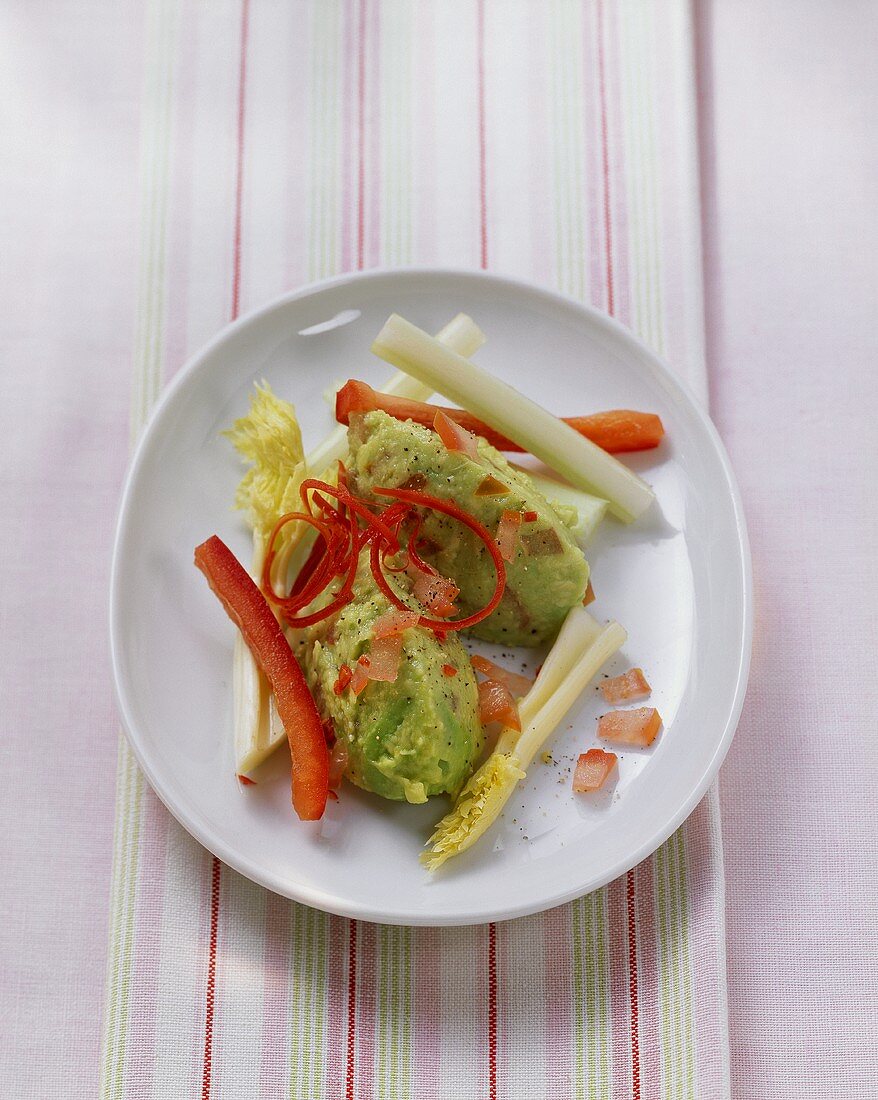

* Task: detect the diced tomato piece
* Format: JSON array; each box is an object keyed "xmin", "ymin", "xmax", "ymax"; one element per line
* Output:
[
  {"xmin": 600, "ymin": 667, "xmax": 651, "ymax": 705},
  {"xmin": 475, "ymin": 474, "xmax": 511, "ymax": 497},
  {"xmin": 598, "ymin": 707, "xmax": 663, "ymax": 747},
  {"xmin": 333, "ymin": 664, "xmax": 353, "ymax": 695},
  {"xmin": 194, "ymin": 535, "xmax": 328, "ymax": 820},
  {"xmin": 478, "ymin": 679, "xmax": 521, "ymax": 731},
  {"xmin": 522, "ymin": 510, "xmax": 538, "ymax": 522},
  {"xmin": 572, "ymin": 749, "xmax": 617, "ymax": 792},
  {"xmin": 583, "ymin": 580, "xmax": 596, "ymax": 606},
  {"xmin": 470, "ymin": 654, "xmax": 534, "ymax": 698},
  {"xmin": 411, "ymin": 567, "xmax": 460, "ymax": 617},
  {"xmin": 442, "ymin": 663, "xmax": 458, "ymax": 676},
  {"xmin": 495, "ymin": 510, "xmax": 523, "ymax": 562},
  {"xmin": 433, "ymin": 409, "xmax": 480, "ymax": 460},
  {"xmin": 373, "ymin": 607, "xmax": 420, "ymax": 638},
  {"xmin": 335, "ymin": 379, "xmax": 664, "ymax": 453},
  {"xmin": 366, "ymin": 634, "xmax": 403, "ymax": 682},
  {"xmin": 350, "ymin": 658, "xmax": 370, "ymax": 695},
  {"xmin": 328, "ymin": 739, "xmax": 349, "ymax": 789}
]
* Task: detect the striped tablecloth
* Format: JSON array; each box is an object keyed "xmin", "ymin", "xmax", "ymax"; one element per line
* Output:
[{"xmin": 48, "ymin": 2, "xmax": 731, "ymax": 1096}]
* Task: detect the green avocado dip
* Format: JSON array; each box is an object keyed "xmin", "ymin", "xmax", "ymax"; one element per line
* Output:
[
  {"xmin": 300, "ymin": 553, "xmax": 482, "ymax": 803},
  {"xmin": 347, "ymin": 410, "xmax": 590, "ymax": 646}
]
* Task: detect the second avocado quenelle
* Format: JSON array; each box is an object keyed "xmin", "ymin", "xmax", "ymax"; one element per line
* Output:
[{"xmin": 347, "ymin": 410, "xmax": 590, "ymax": 647}]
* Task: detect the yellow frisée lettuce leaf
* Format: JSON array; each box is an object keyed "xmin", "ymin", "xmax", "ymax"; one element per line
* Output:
[{"xmin": 224, "ymin": 382, "xmax": 306, "ymax": 542}]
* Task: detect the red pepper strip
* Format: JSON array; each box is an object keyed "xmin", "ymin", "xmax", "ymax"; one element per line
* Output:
[
  {"xmin": 289, "ymin": 533, "xmax": 328, "ymax": 599},
  {"xmin": 194, "ymin": 536, "xmax": 328, "ymax": 821},
  {"xmin": 368, "ymin": 486, "xmax": 506, "ymax": 631},
  {"xmin": 299, "ymin": 478, "xmax": 400, "ymax": 550},
  {"xmin": 281, "ymin": 520, "xmax": 363, "ymax": 628},
  {"xmin": 336, "ymin": 379, "xmax": 665, "ymax": 453},
  {"xmin": 262, "ymin": 511, "xmax": 337, "ymax": 609}
]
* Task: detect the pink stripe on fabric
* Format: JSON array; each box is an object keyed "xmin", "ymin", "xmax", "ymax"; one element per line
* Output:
[
  {"xmin": 230, "ymin": 0, "xmax": 251, "ymax": 321},
  {"xmin": 259, "ymin": 893, "xmax": 293, "ymax": 1098},
  {"xmin": 163, "ymin": 1, "xmax": 197, "ymax": 384},
  {"xmin": 412, "ymin": 927, "xmax": 441, "ymax": 1100},
  {"xmin": 121, "ymin": 790, "xmax": 170, "ymax": 1095},
  {"xmin": 283, "ymin": 4, "xmax": 312, "ymax": 291},
  {"xmin": 366, "ymin": 0, "xmax": 382, "ymax": 269},
  {"xmin": 607, "ymin": 875, "xmax": 632, "ymax": 1099},
  {"xmin": 527, "ymin": 3, "xmax": 553, "ymax": 287},
  {"xmin": 355, "ymin": 0, "xmax": 367, "ymax": 271},
  {"xmin": 654, "ymin": 5, "xmax": 688, "ymax": 369},
  {"xmin": 339, "ymin": 0, "xmax": 356, "ymax": 273},
  {"xmin": 412, "ymin": 1, "xmax": 436, "ymax": 264},
  {"xmin": 542, "ymin": 902, "xmax": 574, "ymax": 1097},
  {"xmin": 634, "ymin": 856, "xmax": 662, "ymax": 1100}
]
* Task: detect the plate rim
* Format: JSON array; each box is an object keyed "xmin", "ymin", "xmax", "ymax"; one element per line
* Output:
[{"xmin": 109, "ymin": 266, "xmax": 753, "ymax": 926}]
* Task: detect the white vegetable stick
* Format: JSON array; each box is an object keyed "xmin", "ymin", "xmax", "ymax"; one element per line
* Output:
[
  {"xmin": 234, "ymin": 531, "xmax": 288, "ymax": 774},
  {"xmin": 371, "ymin": 314, "xmax": 654, "ymax": 522},
  {"xmin": 305, "ymin": 313, "xmax": 486, "ymax": 474}
]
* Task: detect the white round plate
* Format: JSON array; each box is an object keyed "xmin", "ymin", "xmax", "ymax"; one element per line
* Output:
[{"xmin": 111, "ymin": 269, "xmax": 751, "ymax": 926}]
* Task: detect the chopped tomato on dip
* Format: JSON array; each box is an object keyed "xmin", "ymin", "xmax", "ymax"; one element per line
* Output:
[
  {"xmin": 598, "ymin": 707, "xmax": 662, "ymax": 747},
  {"xmin": 350, "ymin": 657, "xmax": 371, "ymax": 695},
  {"xmin": 600, "ymin": 668, "xmax": 651, "ymax": 705},
  {"xmin": 372, "ymin": 607, "xmax": 420, "ymax": 638},
  {"xmin": 495, "ymin": 510, "xmax": 523, "ymax": 562},
  {"xmin": 194, "ymin": 535, "xmax": 329, "ymax": 821},
  {"xmin": 433, "ymin": 409, "xmax": 480, "ymax": 460},
  {"xmin": 573, "ymin": 749, "xmax": 617, "ymax": 792},
  {"xmin": 478, "ymin": 679, "xmax": 521, "ymax": 731},
  {"xmin": 366, "ymin": 634, "xmax": 403, "ymax": 682}
]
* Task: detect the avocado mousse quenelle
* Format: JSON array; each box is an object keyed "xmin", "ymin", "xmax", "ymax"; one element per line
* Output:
[
  {"xmin": 347, "ymin": 410, "xmax": 590, "ymax": 647},
  {"xmin": 300, "ymin": 553, "xmax": 482, "ymax": 804}
]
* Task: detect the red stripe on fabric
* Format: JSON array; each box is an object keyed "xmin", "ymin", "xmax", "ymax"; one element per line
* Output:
[
  {"xmin": 595, "ymin": 0, "xmax": 614, "ymax": 316},
  {"xmin": 231, "ymin": 0, "xmax": 251, "ymax": 322},
  {"xmin": 345, "ymin": 918, "xmax": 358, "ymax": 1100},
  {"xmin": 200, "ymin": 856, "xmax": 222, "ymax": 1100},
  {"xmin": 488, "ymin": 921, "xmax": 498, "ymax": 1099},
  {"xmin": 626, "ymin": 869, "xmax": 642, "ymax": 1100},
  {"xmin": 356, "ymin": 0, "xmax": 367, "ymax": 271},
  {"xmin": 476, "ymin": 0, "xmax": 488, "ymax": 270}
]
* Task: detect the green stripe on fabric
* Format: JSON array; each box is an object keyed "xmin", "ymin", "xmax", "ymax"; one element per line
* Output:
[
  {"xmin": 571, "ymin": 895, "xmax": 585, "ymax": 1098},
  {"xmin": 656, "ymin": 839, "xmax": 674, "ymax": 1098},
  {"xmin": 101, "ymin": 742, "xmax": 137, "ymax": 1096},
  {"xmin": 100, "ymin": 0, "xmax": 177, "ymax": 1093},
  {"xmin": 677, "ymin": 828, "xmax": 696, "ymax": 1098}
]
